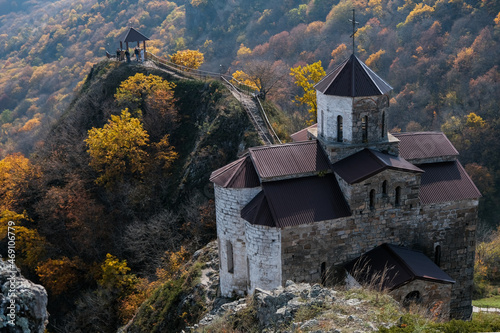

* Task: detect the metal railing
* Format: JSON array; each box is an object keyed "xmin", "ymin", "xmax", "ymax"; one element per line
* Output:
[{"xmin": 146, "ymin": 51, "xmax": 280, "ymax": 144}]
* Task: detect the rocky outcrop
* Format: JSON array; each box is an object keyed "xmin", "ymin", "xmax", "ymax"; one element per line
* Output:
[
  {"xmin": 196, "ymin": 280, "xmax": 401, "ymax": 332},
  {"xmin": 0, "ymin": 260, "xmax": 49, "ymax": 333}
]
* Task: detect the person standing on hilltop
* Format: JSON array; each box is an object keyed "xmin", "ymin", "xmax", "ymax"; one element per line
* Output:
[
  {"xmin": 125, "ymin": 49, "xmax": 131, "ymax": 63},
  {"xmin": 140, "ymin": 48, "xmax": 145, "ymax": 62},
  {"xmin": 116, "ymin": 48, "xmax": 121, "ymax": 61},
  {"xmin": 134, "ymin": 47, "xmax": 140, "ymax": 62}
]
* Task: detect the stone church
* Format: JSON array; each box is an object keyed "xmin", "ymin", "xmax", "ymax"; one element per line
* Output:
[{"xmin": 210, "ymin": 54, "xmax": 480, "ymax": 320}]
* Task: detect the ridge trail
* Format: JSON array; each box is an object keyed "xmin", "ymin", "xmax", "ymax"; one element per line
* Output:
[{"xmin": 142, "ymin": 54, "xmax": 277, "ymax": 145}]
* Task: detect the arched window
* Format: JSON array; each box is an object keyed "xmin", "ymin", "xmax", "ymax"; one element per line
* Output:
[
  {"xmin": 369, "ymin": 189, "xmax": 375, "ymax": 209},
  {"xmin": 381, "ymin": 111, "xmax": 386, "ymax": 138},
  {"xmin": 227, "ymin": 241, "xmax": 234, "ymax": 273},
  {"xmin": 403, "ymin": 291, "xmax": 422, "ymax": 308},
  {"xmin": 337, "ymin": 115, "xmax": 343, "ymax": 142},
  {"xmin": 382, "ymin": 180, "xmax": 388, "ymax": 196},
  {"xmin": 362, "ymin": 116, "xmax": 368, "ymax": 143},
  {"xmin": 395, "ymin": 186, "xmax": 401, "ymax": 206},
  {"xmin": 434, "ymin": 245, "xmax": 441, "ymax": 267}
]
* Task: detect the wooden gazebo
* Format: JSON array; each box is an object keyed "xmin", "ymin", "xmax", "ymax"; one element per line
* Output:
[{"xmin": 119, "ymin": 27, "xmax": 150, "ymax": 55}]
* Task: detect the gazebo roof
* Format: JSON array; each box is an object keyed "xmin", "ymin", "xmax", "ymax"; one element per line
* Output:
[{"xmin": 120, "ymin": 27, "xmax": 150, "ymax": 43}]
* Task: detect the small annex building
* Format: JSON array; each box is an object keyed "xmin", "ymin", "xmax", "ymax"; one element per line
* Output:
[{"xmin": 210, "ymin": 54, "xmax": 480, "ymax": 320}]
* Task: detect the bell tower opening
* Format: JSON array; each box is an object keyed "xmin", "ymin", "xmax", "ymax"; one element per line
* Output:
[{"xmin": 362, "ymin": 116, "xmax": 368, "ymax": 143}]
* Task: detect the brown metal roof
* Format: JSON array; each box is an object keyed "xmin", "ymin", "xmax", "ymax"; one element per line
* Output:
[
  {"xmin": 120, "ymin": 27, "xmax": 150, "ymax": 43},
  {"xmin": 332, "ymin": 149, "xmax": 423, "ymax": 184},
  {"xmin": 290, "ymin": 123, "xmax": 317, "ymax": 142},
  {"xmin": 250, "ymin": 174, "xmax": 351, "ymax": 228},
  {"xmin": 345, "ymin": 243, "xmax": 455, "ymax": 290},
  {"xmin": 240, "ymin": 191, "xmax": 275, "ymax": 227},
  {"xmin": 210, "ymin": 155, "xmax": 260, "ymax": 188},
  {"xmin": 249, "ymin": 141, "xmax": 331, "ymax": 180},
  {"xmin": 315, "ymin": 54, "xmax": 392, "ymax": 97},
  {"xmin": 418, "ymin": 161, "xmax": 481, "ymax": 204},
  {"xmin": 392, "ymin": 132, "xmax": 459, "ymax": 160}
]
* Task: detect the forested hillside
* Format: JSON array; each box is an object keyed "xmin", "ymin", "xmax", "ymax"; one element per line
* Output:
[
  {"xmin": 1, "ymin": 0, "xmax": 500, "ymax": 330},
  {"xmin": 0, "ymin": 60, "xmax": 260, "ymax": 331}
]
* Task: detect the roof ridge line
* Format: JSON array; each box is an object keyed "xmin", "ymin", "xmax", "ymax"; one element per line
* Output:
[
  {"xmin": 358, "ymin": 56, "xmax": 387, "ymax": 95},
  {"xmin": 366, "ymin": 148, "xmax": 387, "ymax": 168}
]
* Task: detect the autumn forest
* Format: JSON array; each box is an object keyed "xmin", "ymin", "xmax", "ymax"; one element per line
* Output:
[{"xmin": 1, "ymin": 0, "xmax": 500, "ymax": 331}]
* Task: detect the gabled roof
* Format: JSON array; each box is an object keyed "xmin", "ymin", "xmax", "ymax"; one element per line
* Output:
[
  {"xmin": 418, "ymin": 161, "xmax": 481, "ymax": 204},
  {"xmin": 241, "ymin": 174, "xmax": 351, "ymax": 228},
  {"xmin": 315, "ymin": 54, "xmax": 392, "ymax": 97},
  {"xmin": 249, "ymin": 141, "xmax": 331, "ymax": 181},
  {"xmin": 290, "ymin": 123, "xmax": 317, "ymax": 142},
  {"xmin": 210, "ymin": 155, "xmax": 260, "ymax": 188},
  {"xmin": 345, "ymin": 243, "xmax": 455, "ymax": 290},
  {"xmin": 120, "ymin": 27, "xmax": 150, "ymax": 43},
  {"xmin": 392, "ymin": 132, "xmax": 459, "ymax": 160},
  {"xmin": 332, "ymin": 149, "xmax": 423, "ymax": 184}
]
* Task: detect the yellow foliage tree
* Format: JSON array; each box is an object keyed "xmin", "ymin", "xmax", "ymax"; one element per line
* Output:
[
  {"xmin": 365, "ymin": 49, "xmax": 386, "ymax": 71},
  {"xmin": 0, "ymin": 210, "xmax": 47, "ymax": 271},
  {"xmin": 85, "ymin": 109, "xmax": 150, "ymax": 186},
  {"xmin": 99, "ymin": 253, "xmax": 137, "ymax": 293},
  {"xmin": 236, "ymin": 44, "xmax": 252, "ymax": 58},
  {"xmin": 403, "ymin": 3, "xmax": 435, "ymax": 25},
  {"xmin": 231, "ymin": 70, "xmax": 259, "ymax": 90},
  {"xmin": 0, "ymin": 153, "xmax": 40, "ymax": 210},
  {"xmin": 118, "ymin": 247, "xmax": 190, "ymax": 322},
  {"xmin": 290, "ymin": 61, "xmax": 326, "ymax": 125},
  {"xmin": 169, "ymin": 49, "xmax": 204, "ymax": 70},
  {"xmin": 114, "ymin": 73, "xmax": 177, "ymax": 114},
  {"xmin": 154, "ymin": 134, "xmax": 179, "ymax": 170},
  {"xmin": 36, "ymin": 256, "xmax": 84, "ymax": 295}
]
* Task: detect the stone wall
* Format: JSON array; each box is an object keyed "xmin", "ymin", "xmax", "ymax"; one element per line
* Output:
[
  {"xmin": 390, "ymin": 279, "xmax": 453, "ymax": 320},
  {"xmin": 245, "ymin": 222, "xmax": 282, "ymax": 293},
  {"xmin": 317, "ymin": 93, "xmax": 353, "ymax": 142},
  {"xmin": 351, "ymin": 95, "xmax": 389, "ymax": 144},
  {"xmin": 418, "ymin": 199, "xmax": 478, "ymax": 320},
  {"xmin": 214, "ymin": 184, "xmax": 261, "ymax": 297},
  {"xmin": 279, "ymin": 180, "xmax": 477, "ymax": 320},
  {"xmin": 335, "ymin": 169, "xmax": 421, "ymax": 214},
  {"xmin": 316, "ymin": 93, "xmax": 391, "ymax": 147}
]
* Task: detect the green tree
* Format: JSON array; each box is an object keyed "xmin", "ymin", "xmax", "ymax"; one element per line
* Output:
[
  {"xmin": 290, "ymin": 60, "xmax": 326, "ymax": 124},
  {"xmin": 85, "ymin": 109, "xmax": 150, "ymax": 187}
]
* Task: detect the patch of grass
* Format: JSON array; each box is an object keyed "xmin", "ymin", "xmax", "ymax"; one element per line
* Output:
[
  {"xmin": 379, "ymin": 312, "xmax": 500, "ymax": 333},
  {"xmin": 197, "ymin": 296, "xmax": 260, "ymax": 333},
  {"xmin": 473, "ymin": 295, "xmax": 500, "ymax": 308},
  {"xmin": 295, "ymin": 304, "xmax": 328, "ymax": 322}
]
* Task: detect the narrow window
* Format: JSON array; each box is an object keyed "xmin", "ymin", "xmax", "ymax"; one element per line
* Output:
[
  {"xmin": 395, "ymin": 186, "xmax": 401, "ymax": 206},
  {"xmin": 382, "ymin": 180, "xmax": 388, "ymax": 196},
  {"xmin": 337, "ymin": 115, "xmax": 343, "ymax": 142},
  {"xmin": 227, "ymin": 241, "xmax": 234, "ymax": 273},
  {"xmin": 362, "ymin": 116, "xmax": 368, "ymax": 143},
  {"xmin": 321, "ymin": 262, "xmax": 327, "ymax": 285},
  {"xmin": 434, "ymin": 245, "xmax": 441, "ymax": 267},
  {"xmin": 247, "ymin": 257, "xmax": 251, "ymax": 288},
  {"xmin": 369, "ymin": 189, "xmax": 375, "ymax": 209},
  {"xmin": 381, "ymin": 111, "xmax": 386, "ymax": 138},
  {"xmin": 320, "ymin": 110, "xmax": 324, "ymax": 137}
]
